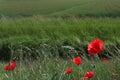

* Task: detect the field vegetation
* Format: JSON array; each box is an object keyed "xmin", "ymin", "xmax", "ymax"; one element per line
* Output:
[{"xmin": 0, "ymin": 0, "xmax": 120, "ymax": 80}]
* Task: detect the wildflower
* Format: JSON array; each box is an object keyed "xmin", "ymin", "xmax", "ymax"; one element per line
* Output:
[
  {"xmin": 4, "ymin": 65, "xmax": 11, "ymax": 71},
  {"xmin": 10, "ymin": 61, "xmax": 16, "ymax": 70},
  {"xmin": 73, "ymin": 57, "xmax": 82, "ymax": 66},
  {"xmin": 84, "ymin": 71, "xmax": 94, "ymax": 79},
  {"xmin": 88, "ymin": 39, "xmax": 104, "ymax": 55},
  {"xmin": 65, "ymin": 68, "xmax": 72, "ymax": 75},
  {"xmin": 4, "ymin": 61, "xmax": 16, "ymax": 71}
]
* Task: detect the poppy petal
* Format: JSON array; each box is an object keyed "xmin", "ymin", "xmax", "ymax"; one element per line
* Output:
[
  {"xmin": 65, "ymin": 68, "xmax": 72, "ymax": 75},
  {"xmin": 73, "ymin": 57, "xmax": 82, "ymax": 66},
  {"xmin": 88, "ymin": 39, "xmax": 104, "ymax": 55}
]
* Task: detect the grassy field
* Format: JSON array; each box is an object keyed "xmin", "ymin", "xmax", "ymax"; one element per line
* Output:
[
  {"xmin": 0, "ymin": 56, "xmax": 120, "ymax": 80},
  {"xmin": 0, "ymin": 0, "xmax": 120, "ymax": 80},
  {"xmin": 0, "ymin": 17, "xmax": 120, "ymax": 43},
  {"xmin": 0, "ymin": 16, "xmax": 120, "ymax": 80},
  {"xmin": 0, "ymin": 17, "xmax": 120, "ymax": 54},
  {"xmin": 0, "ymin": 0, "xmax": 120, "ymax": 17}
]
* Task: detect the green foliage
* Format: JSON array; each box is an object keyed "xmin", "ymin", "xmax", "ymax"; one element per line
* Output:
[
  {"xmin": 0, "ymin": 0, "xmax": 120, "ymax": 17},
  {"xmin": 0, "ymin": 0, "xmax": 120, "ymax": 80},
  {"xmin": 0, "ymin": 54, "xmax": 120, "ymax": 80},
  {"xmin": 0, "ymin": 17, "xmax": 120, "ymax": 43},
  {"xmin": 0, "ymin": 17, "xmax": 120, "ymax": 59}
]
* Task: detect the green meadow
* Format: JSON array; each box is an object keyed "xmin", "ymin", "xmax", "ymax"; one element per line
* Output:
[
  {"xmin": 0, "ymin": 0, "xmax": 120, "ymax": 80},
  {"xmin": 0, "ymin": 0, "xmax": 120, "ymax": 17}
]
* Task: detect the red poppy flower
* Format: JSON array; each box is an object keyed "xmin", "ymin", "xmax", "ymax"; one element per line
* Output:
[
  {"xmin": 4, "ymin": 65, "xmax": 11, "ymax": 71},
  {"xmin": 65, "ymin": 68, "xmax": 72, "ymax": 75},
  {"xmin": 73, "ymin": 57, "xmax": 82, "ymax": 66},
  {"xmin": 88, "ymin": 39, "xmax": 104, "ymax": 55},
  {"xmin": 84, "ymin": 72, "xmax": 94, "ymax": 79},
  {"xmin": 4, "ymin": 61, "xmax": 16, "ymax": 71},
  {"xmin": 10, "ymin": 61, "xmax": 16, "ymax": 70}
]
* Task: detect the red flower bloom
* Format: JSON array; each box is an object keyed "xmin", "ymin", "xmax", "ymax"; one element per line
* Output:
[
  {"xmin": 4, "ymin": 61, "xmax": 16, "ymax": 71},
  {"xmin": 88, "ymin": 39, "xmax": 104, "ymax": 55},
  {"xmin": 84, "ymin": 72, "xmax": 94, "ymax": 79},
  {"xmin": 4, "ymin": 65, "xmax": 11, "ymax": 71},
  {"xmin": 73, "ymin": 57, "xmax": 82, "ymax": 66},
  {"xmin": 65, "ymin": 68, "xmax": 72, "ymax": 75},
  {"xmin": 10, "ymin": 61, "xmax": 16, "ymax": 70}
]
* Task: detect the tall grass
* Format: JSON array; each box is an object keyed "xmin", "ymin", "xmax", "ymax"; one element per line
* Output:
[
  {"xmin": 0, "ymin": 0, "xmax": 120, "ymax": 80},
  {"xmin": 0, "ymin": 16, "xmax": 120, "ymax": 60},
  {"xmin": 0, "ymin": 16, "xmax": 120, "ymax": 45},
  {"xmin": 0, "ymin": 45, "xmax": 120, "ymax": 80}
]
